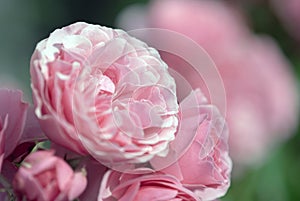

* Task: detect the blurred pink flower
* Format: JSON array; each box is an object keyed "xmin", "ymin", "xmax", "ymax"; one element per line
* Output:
[
  {"xmin": 0, "ymin": 89, "xmax": 28, "ymax": 171},
  {"xmin": 117, "ymin": 0, "xmax": 249, "ymax": 56},
  {"xmin": 98, "ymin": 170, "xmax": 200, "ymax": 201},
  {"xmin": 271, "ymin": 0, "xmax": 300, "ymax": 42},
  {"xmin": 30, "ymin": 22, "xmax": 179, "ymax": 165},
  {"xmin": 117, "ymin": 0, "xmax": 299, "ymax": 166},
  {"xmin": 155, "ymin": 90, "xmax": 231, "ymax": 200},
  {"xmin": 13, "ymin": 150, "xmax": 87, "ymax": 201},
  {"xmin": 221, "ymin": 36, "xmax": 299, "ymax": 164}
]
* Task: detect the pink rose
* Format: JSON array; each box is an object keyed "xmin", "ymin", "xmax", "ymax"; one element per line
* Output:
[
  {"xmin": 98, "ymin": 170, "xmax": 200, "ymax": 201},
  {"xmin": 117, "ymin": 0, "xmax": 299, "ymax": 166},
  {"xmin": 13, "ymin": 150, "xmax": 87, "ymax": 201},
  {"xmin": 151, "ymin": 90, "xmax": 231, "ymax": 200},
  {"xmin": 30, "ymin": 22, "xmax": 179, "ymax": 166},
  {"xmin": 97, "ymin": 90, "xmax": 231, "ymax": 201},
  {"xmin": 0, "ymin": 89, "xmax": 28, "ymax": 171}
]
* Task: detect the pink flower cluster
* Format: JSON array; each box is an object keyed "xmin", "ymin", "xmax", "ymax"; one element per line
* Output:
[
  {"xmin": 117, "ymin": 0, "xmax": 299, "ymax": 167},
  {"xmin": 0, "ymin": 22, "xmax": 231, "ymax": 201}
]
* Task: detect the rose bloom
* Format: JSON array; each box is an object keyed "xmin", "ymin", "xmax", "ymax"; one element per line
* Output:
[
  {"xmin": 0, "ymin": 89, "xmax": 28, "ymax": 171},
  {"xmin": 98, "ymin": 89, "xmax": 231, "ymax": 201},
  {"xmin": 30, "ymin": 22, "xmax": 179, "ymax": 165},
  {"xmin": 98, "ymin": 170, "xmax": 200, "ymax": 201},
  {"xmin": 13, "ymin": 150, "xmax": 87, "ymax": 201},
  {"xmin": 117, "ymin": 0, "xmax": 299, "ymax": 166}
]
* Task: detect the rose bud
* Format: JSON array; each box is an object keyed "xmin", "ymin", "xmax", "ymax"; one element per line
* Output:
[{"xmin": 13, "ymin": 150, "xmax": 87, "ymax": 201}]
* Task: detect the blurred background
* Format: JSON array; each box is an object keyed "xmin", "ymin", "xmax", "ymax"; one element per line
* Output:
[{"xmin": 0, "ymin": 0, "xmax": 299, "ymax": 200}]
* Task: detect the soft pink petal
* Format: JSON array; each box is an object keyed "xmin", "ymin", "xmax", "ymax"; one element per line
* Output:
[
  {"xmin": 0, "ymin": 89, "xmax": 28, "ymax": 157},
  {"xmin": 20, "ymin": 106, "xmax": 46, "ymax": 143}
]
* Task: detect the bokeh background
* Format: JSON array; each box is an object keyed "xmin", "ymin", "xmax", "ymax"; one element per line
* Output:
[{"xmin": 0, "ymin": 0, "xmax": 299, "ymax": 200}]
